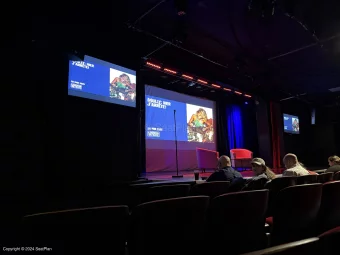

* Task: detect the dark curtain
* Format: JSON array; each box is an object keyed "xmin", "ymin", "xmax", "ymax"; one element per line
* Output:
[
  {"xmin": 227, "ymin": 105, "xmax": 244, "ymax": 150},
  {"xmin": 270, "ymin": 102, "xmax": 283, "ymax": 169},
  {"xmin": 217, "ymin": 101, "xmax": 259, "ymax": 157},
  {"xmin": 241, "ymin": 103, "xmax": 259, "ymax": 157},
  {"xmin": 216, "ymin": 100, "xmax": 229, "ymax": 156}
]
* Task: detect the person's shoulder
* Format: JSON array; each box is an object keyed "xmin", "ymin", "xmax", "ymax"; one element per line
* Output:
[{"xmin": 327, "ymin": 165, "xmax": 340, "ymax": 172}]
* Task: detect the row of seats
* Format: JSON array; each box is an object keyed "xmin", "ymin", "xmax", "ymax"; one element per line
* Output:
[
  {"xmin": 22, "ymin": 181, "xmax": 340, "ymax": 255},
  {"xmin": 242, "ymin": 226, "xmax": 340, "ymax": 255}
]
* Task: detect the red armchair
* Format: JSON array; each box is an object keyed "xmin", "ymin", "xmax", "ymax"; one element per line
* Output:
[
  {"xmin": 230, "ymin": 149, "xmax": 253, "ymax": 170},
  {"xmin": 196, "ymin": 148, "xmax": 219, "ymax": 173}
]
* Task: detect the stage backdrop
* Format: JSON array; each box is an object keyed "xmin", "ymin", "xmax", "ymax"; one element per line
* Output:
[{"xmin": 145, "ymin": 85, "xmax": 216, "ymax": 172}]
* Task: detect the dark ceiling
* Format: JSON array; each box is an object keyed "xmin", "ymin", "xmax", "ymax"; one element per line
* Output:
[{"xmin": 30, "ymin": 0, "xmax": 340, "ymax": 106}]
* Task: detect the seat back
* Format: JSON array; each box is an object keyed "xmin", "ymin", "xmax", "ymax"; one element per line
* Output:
[
  {"xmin": 271, "ymin": 184, "xmax": 322, "ymax": 245},
  {"xmin": 241, "ymin": 238, "xmax": 319, "ymax": 255},
  {"xmin": 129, "ymin": 196, "xmax": 210, "ymax": 255},
  {"xmin": 296, "ymin": 175, "xmax": 318, "ymax": 185},
  {"xmin": 317, "ymin": 173, "xmax": 333, "ymax": 183},
  {"xmin": 230, "ymin": 149, "xmax": 253, "ymax": 168},
  {"xmin": 265, "ymin": 177, "xmax": 297, "ymax": 216},
  {"xmin": 318, "ymin": 181, "xmax": 340, "ymax": 232},
  {"xmin": 23, "ymin": 205, "xmax": 129, "ymax": 255},
  {"xmin": 207, "ymin": 190, "xmax": 269, "ymax": 254},
  {"xmin": 196, "ymin": 148, "xmax": 219, "ymax": 170},
  {"xmin": 190, "ymin": 181, "xmax": 230, "ymax": 198},
  {"xmin": 318, "ymin": 226, "xmax": 340, "ymax": 255},
  {"xmin": 230, "ymin": 149, "xmax": 253, "ymax": 159},
  {"xmin": 242, "ymin": 178, "xmax": 268, "ymax": 191},
  {"xmin": 333, "ymin": 171, "xmax": 340, "ymax": 180},
  {"xmin": 147, "ymin": 184, "xmax": 191, "ymax": 202}
]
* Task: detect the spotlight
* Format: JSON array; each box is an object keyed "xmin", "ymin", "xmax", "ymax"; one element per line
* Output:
[
  {"xmin": 197, "ymin": 79, "xmax": 208, "ymax": 85},
  {"xmin": 146, "ymin": 62, "xmax": 161, "ymax": 69},
  {"xmin": 175, "ymin": 0, "xmax": 188, "ymax": 15},
  {"xmin": 182, "ymin": 74, "xmax": 193, "ymax": 80},
  {"xmin": 234, "ymin": 91, "xmax": 242, "ymax": 95},
  {"xmin": 245, "ymin": 102, "xmax": 248, "ymax": 105},
  {"xmin": 212, "ymin": 84, "xmax": 221, "ymax": 88},
  {"xmin": 244, "ymin": 94, "xmax": 252, "ymax": 98},
  {"xmin": 164, "ymin": 68, "xmax": 177, "ymax": 74},
  {"xmin": 223, "ymin": 88, "xmax": 231, "ymax": 92}
]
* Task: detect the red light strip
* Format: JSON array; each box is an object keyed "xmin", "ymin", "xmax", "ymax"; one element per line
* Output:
[
  {"xmin": 164, "ymin": 68, "xmax": 177, "ymax": 74},
  {"xmin": 146, "ymin": 62, "xmax": 161, "ymax": 69},
  {"xmin": 212, "ymin": 84, "xmax": 221, "ymax": 88},
  {"xmin": 244, "ymin": 94, "xmax": 252, "ymax": 98},
  {"xmin": 234, "ymin": 91, "xmax": 242, "ymax": 95},
  {"xmin": 197, "ymin": 79, "xmax": 208, "ymax": 84},
  {"xmin": 223, "ymin": 88, "xmax": 231, "ymax": 91},
  {"xmin": 182, "ymin": 74, "xmax": 193, "ymax": 80}
]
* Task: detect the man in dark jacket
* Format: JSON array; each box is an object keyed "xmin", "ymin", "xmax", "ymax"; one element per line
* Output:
[{"xmin": 206, "ymin": 155, "xmax": 242, "ymax": 182}]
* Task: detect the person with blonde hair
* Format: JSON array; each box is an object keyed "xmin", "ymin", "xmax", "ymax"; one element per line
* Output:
[
  {"xmin": 326, "ymin": 155, "xmax": 340, "ymax": 173},
  {"xmin": 206, "ymin": 155, "xmax": 242, "ymax": 182},
  {"xmin": 282, "ymin": 153, "xmax": 309, "ymax": 176}
]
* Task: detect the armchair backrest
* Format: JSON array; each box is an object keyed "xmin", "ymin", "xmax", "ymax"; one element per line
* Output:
[
  {"xmin": 196, "ymin": 148, "xmax": 219, "ymax": 169},
  {"xmin": 230, "ymin": 149, "xmax": 253, "ymax": 159}
]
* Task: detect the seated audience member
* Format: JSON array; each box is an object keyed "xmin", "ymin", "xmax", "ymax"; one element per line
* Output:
[
  {"xmin": 228, "ymin": 158, "xmax": 276, "ymax": 191},
  {"xmin": 247, "ymin": 158, "xmax": 276, "ymax": 182},
  {"xmin": 326, "ymin": 155, "xmax": 340, "ymax": 173},
  {"xmin": 282, "ymin": 153, "xmax": 310, "ymax": 176},
  {"xmin": 206, "ymin": 155, "xmax": 242, "ymax": 182}
]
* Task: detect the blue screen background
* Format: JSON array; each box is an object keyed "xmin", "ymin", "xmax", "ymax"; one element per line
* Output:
[
  {"xmin": 68, "ymin": 56, "xmax": 136, "ymax": 107},
  {"xmin": 145, "ymin": 95, "xmax": 188, "ymax": 141}
]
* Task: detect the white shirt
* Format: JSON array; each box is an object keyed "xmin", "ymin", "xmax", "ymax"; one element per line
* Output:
[{"xmin": 283, "ymin": 165, "xmax": 310, "ymax": 177}]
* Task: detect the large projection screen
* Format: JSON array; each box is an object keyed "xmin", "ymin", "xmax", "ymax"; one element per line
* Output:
[{"xmin": 145, "ymin": 85, "xmax": 217, "ymax": 172}]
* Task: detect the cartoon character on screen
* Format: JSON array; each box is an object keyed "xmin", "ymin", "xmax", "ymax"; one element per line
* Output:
[
  {"xmin": 187, "ymin": 108, "xmax": 212, "ymax": 142},
  {"xmin": 110, "ymin": 73, "xmax": 135, "ymax": 101},
  {"xmin": 292, "ymin": 118, "xmax": 299, "ymax": 132}
]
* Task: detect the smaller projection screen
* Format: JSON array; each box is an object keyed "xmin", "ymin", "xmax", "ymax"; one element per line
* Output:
[
  {"xmin": 145, "ymin": 85, "xmax": 216, "ymax": 172},
  {"xmin": 68, "ymin": 55, "xmax": 136, "ymax": 107},
  {"xmin": 283, "ymin": 113, "xmax": 300, "ymax": 134}
]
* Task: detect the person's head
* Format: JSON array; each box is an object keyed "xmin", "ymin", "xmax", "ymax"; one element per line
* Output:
[
  {"xmin": 197, "ymin": 108, "xmax": 207, "ymax": 121},
  {"xmin": 251, "ymin": 158, "xmax": 276, "ymax": 180},
  {"xmin": 328, "ymin": 155, "xmax": 340, "ymax": 167},
  {"xmin": 218, "ymin": 156, "xmax": 231, "ymax": 169},
  {"xmin": 251, "ymin": 158, "xmax": 266, "ymax": 175},
  {"xmin": 283, "ymin": 153, "xmax": 299, "ymax": 169},
  {"xmin": 119, "ymin": 74, "xmax": 131, "ymax": 86}
]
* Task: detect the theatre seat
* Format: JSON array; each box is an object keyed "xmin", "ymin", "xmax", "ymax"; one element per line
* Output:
[
  {"xmin": 269, "ymin": 184, "xmax": 322, "ymax": 245},
  {"xmin": 318, "ymin": 226, "xmax": 340, "ymax": 255},
  {"xmin": 196, "ymin": 147, "xmax": 219, "ymax": 173},
  {"xmin": 23, "ymin": 205, "xmax": 130, "ymax": 255},
  {"xmin": 296, "ymin": 174, "xmax": 318, "ymax": 184},
  {"xmin": 318, "ymin": 181, "xmax": 340, "ymax": 233},
  {"xmin": 146, "ymin": 184, "xmax": 191, "ymax": 202},
  {"xmin": 206, "ymin": 190, "xmax": 269, "ymax": 254},
  {"xmin": 128, "ymin": 196, "xmax": 210, "ymax": 255},
  {"xmin": 333, "ymin": 171, "xmax": 340, "ymax": 180},
  {"xmin": 190, "ymin": 181, "xmax": 230, "ymax": 198},
  {"xmin": 265, "ymin": 177, "xmax": 297, "ymax": 216},
  {"xmin": 241, "ymin": 238, "xmax": 319, "ymax": 255},
  {"xmin": 230, "ymin": 148, "xmax": 253, "ymax": 170},
  {"xmin": 242, "ymin": 178, "xmax": 268, "ymax": 191},
  {"xmin": 317, "ymin": 173, "xmax": 334, "ymax": 183}
]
